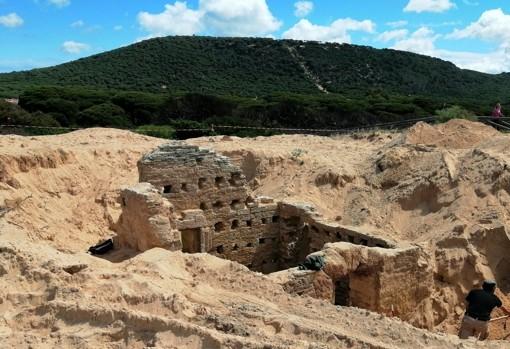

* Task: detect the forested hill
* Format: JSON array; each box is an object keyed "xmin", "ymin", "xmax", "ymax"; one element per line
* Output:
[{"xmin": 1, "ymin": 36, "xmax": 510, "ymax": 101}]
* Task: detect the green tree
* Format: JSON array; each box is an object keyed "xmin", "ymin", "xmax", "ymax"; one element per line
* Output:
[
  {"xmin": 435, "ymin": 105, "xmax": 475, "ymax": 123},
  {"xmin": 112, "ymin": 92, "xmax": 164, "ymax": 125},
  {"xmin": 135, "ymin": 125, "xmax": 175, "ymax": 139},
  {"xmin": 76, "ymin": 103, "xmax": 131, "ymax": 127}
]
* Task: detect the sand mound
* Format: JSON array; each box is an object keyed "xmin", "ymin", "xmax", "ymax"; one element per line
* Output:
[
  {"xmin": 0, "ymin": 128, "xmax": 164, "ymax": 251},
  {"xmin": 3, "ymin": 123, "xmax": 510, "ymax": 347},
  {"xmin": 1, "ymin": 223, "xmax": 503, "ymax": 349},
  {"xmin": 403, "ymin": 119, "xmax": 500, "ymax": 149},
  {"xmin": 191, "ymin": 121, "xmax": 510, "ymax": 340}
]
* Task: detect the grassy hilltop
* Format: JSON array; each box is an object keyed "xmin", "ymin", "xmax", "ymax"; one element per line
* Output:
[{"xmin": 1, "ymin": 36, "xmax": 509, "ymax": 135}]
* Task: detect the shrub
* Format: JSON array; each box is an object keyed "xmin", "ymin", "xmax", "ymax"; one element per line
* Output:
[
  {"xmin": 168, "ymin": 119, "xmax": 211, "ymax": 139},
  {"xmin": 28, "ymin": 111, "xmax": 61, "ymax": 127},
  {"xmin": 23, "ymin": 111, "xmax": 67, "ymax": 135},
  {"xmin": 0, "ymin": 100, "xmax": 30, "ymax": 124},
  {"xmin": 135, "ymin": 125, "xmax": 175, "ymax": 139},
  {"xmin": 289, "ymin": 148, "xmax": 307, "ymax": 165},
  {"xmin": 76, "ymin": 103, "xmax": 131, "ymax": 128},
  {"xmin": 435, "ymin": 105, "xmax": 476, "ymax": 123},
  {"xmin": 112, "ymin": 92, "xmax": 164, "ymax": 125}
]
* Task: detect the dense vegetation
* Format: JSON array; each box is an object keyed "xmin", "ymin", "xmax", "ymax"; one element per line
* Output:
[
  {"xmin": 0, "ymin": 36, "xmax": 508, "ymax": 137},
  {"xmin": 2, "ymin": 36, "xmax": 510, "ymax": 101},
  {"xmin": 0, "ymin": 86, "xmax": 440, "ymax": 137},
  {"xmin": 294, "ymin": 42, "xmax": 510, "ymax": 101},
  {"xmin": 0, "ymin": 37, "xmax": 315, "ymax": 97}
]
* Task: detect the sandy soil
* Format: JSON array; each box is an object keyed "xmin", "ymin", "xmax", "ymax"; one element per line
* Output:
[
  {"xmin": 0, "ymin": 129, "xmax": 164, "ymax": 252},
  {"xmin": 1, "ymin": 121, "xmax": 510, "ymax": 348},
  {"xmin": 190, "ymin": 120, "xmax": 502, "ymax": 242}
]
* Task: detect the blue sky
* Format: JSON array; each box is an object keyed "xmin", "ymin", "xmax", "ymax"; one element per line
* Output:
[{"xmin": 1, "ymin": 0, "xmax": 510, "ymax": 73}]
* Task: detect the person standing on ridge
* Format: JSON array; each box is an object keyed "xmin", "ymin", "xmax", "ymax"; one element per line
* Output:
[
  {"xmin": 458, "ymin": 280, "xmax": 510, "ymax": 340},
  {"xmin": 492, "ymin": 103, "xmax": 504, "ymax": 119}
]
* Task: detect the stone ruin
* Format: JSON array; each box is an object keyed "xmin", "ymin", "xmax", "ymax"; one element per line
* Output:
[{"xmin": 114, "ymin": 142, "xmax": 435, "ymax": 328}]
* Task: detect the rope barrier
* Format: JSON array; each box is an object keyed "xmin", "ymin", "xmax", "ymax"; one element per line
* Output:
[
  {"xmin": 214, "ymin": 125, "xmax": 346, "ymax": 132},
  {"xmin": 0, "ymin": 117, "xmax": 435, "ymax": 133},
  {"xmin": 4, "ymin": 115, "xmax": 509, "ymax": 136},
  {"xmin": 212, "ymin": 116, "xmax": 437, "ymax": 133},
  {"xmin": 331, "ymin": 116, "xmax": 436, "ymax": 133},
  {"xmin": 483, "ymin": 120, "xmax": 510, "ymax": 132},
  {"xmin": 0, "ymin": 116, "xmax": 439, "ymax": 135},
  {"xmin": 170, "ymin": 128, "xmax": 213, "ymax": 132},
  {"xmin": 349, "ymin": 116, "xmax": 436, "ymax": 129},
  {"xmin": 477, "ymin": 116, "xmax": 510, "ymax": 120},
  {"xmin": 0, "ymin": 124, "xmax": 82, "ymax": 130},
  {"xmin": 0, "ymin": 124, "xmax": 212, "ymax": 132}
]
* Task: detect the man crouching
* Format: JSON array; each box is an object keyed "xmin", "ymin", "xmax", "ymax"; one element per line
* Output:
[{"xmin": 459, "ymin": 280, "xmax": 510, "ymax": 340}]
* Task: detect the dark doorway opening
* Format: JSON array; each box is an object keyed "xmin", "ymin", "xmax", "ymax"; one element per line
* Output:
[
  {"xmin": 181, "ymin": 228, "xmax": 201, "ymax": 253},
  {"xmin": 495, "ymin": 258, "xmax": 510, "ymax": 293},
  {"xmin": 335, "ymin": 276, "xmax": 351, "ymax": 306}
]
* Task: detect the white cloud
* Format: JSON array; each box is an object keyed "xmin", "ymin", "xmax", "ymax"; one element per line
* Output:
[
  {"xmin": 448, "ymin": 9, "xmax": 510, "ymax": 43},
  {"xmin": 404, "ymin": 0, "xmax": 455, "ymax": 13},
  {"xmin": 0, "ymin": 13, "xmax": 24, "ymax": 28},
  {"xmin": 49, "ymin": 0, "xmax": 70, "ymax": 8},
  {"xmin": 392, "ymin": 27, "xmax": 439, "ymax": 55},
  {"xmin": 138, "ymin": 0, "xmax": 281, "ymax": 38},
  {"xmin": 421, "ymin": 20, "xmax": 462, "ymax": 28},
  {"xmin": 377, "ymin": 29, "xmax": 409, "ymax": 43},
  {"xmin": 114, "ymin": 25, "xmax": 123, "ymax": 31},
  {"xmin": 71, "ymin": 20, "xmax": 84, "ymax": 28},
  {"xmin": 138, "ymin": 2, "xmax": 202, "ymax": 37},
  {"xmin": 282, "ymin": 18, "xmax": 375, "ymax": 43},
  {"xmin": 391, "ymin": 27, "xmax": 510, "ymax": 73},
  {"xmin": 294, "ymin": 1, "xmax": 313, "ymax": 18},
  {"xmin": 437, "ymin": 47, "xmax": 510, "ymax": 73},
  {"xmin": 442, "ymin": 9, "xmax": 510, "ymax": 73},
  {"xmin": 61, "ymin": 40, "xmax": 90, "ymax": 54},
  {"xmin": 387, "ymin": 20, "xmax": 408, "ymax": 28},
  {"xmin": 200, "ymin": 0, "xmax": 281, "ymax": 36}
]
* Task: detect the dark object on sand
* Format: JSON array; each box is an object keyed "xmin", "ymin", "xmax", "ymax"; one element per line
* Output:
[
  {"xmin": 298, "ymin": 255, "xmax": 326, "ymax": 271},
  {"xmin": 88, "ymin": 238, "xmax": 114, "ymax": 255}
]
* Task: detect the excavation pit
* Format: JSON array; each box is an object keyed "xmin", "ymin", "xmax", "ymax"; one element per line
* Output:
[
  {"xmin": 114, "ymin": 143, "xmax": 419, "ymax": 325},
  {"xmin": 112, "ymin": 142, "xmax": 476, "ymax": 333}
]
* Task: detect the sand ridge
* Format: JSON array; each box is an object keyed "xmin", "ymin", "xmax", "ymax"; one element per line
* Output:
[{"xmin": 1, "ymin": 121, "xmax": 510, "ymax": 347}]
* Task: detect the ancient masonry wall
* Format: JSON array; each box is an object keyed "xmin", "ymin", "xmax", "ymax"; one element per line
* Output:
[
  {"xmin": 115, "ymin": 183, "xmax": 182, "ymax": 252},
  {"xmin": 272, "ymin": 244, "xmax": 435, "ymax": 329},
  {"xmin": 278, "ymin": 202, "xmax": 395, "ymax": 270},
  {"xmin": 376, "ymin": 247, "xmax": 434, "ymax": 324},
  {"xmin": 114, "ymin": 143, "xmax": 436, "ymax": 326},
  {"xmin": 117, "ymin": 143, "xmax": 396, "ymax": 274},
  {"xmin": 135, "ymin": 143, "xmax": 282, "ymax": 272},
  {"xmin": 345, "ymin": 246, "xmax": 434, "ymax": 325}
]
